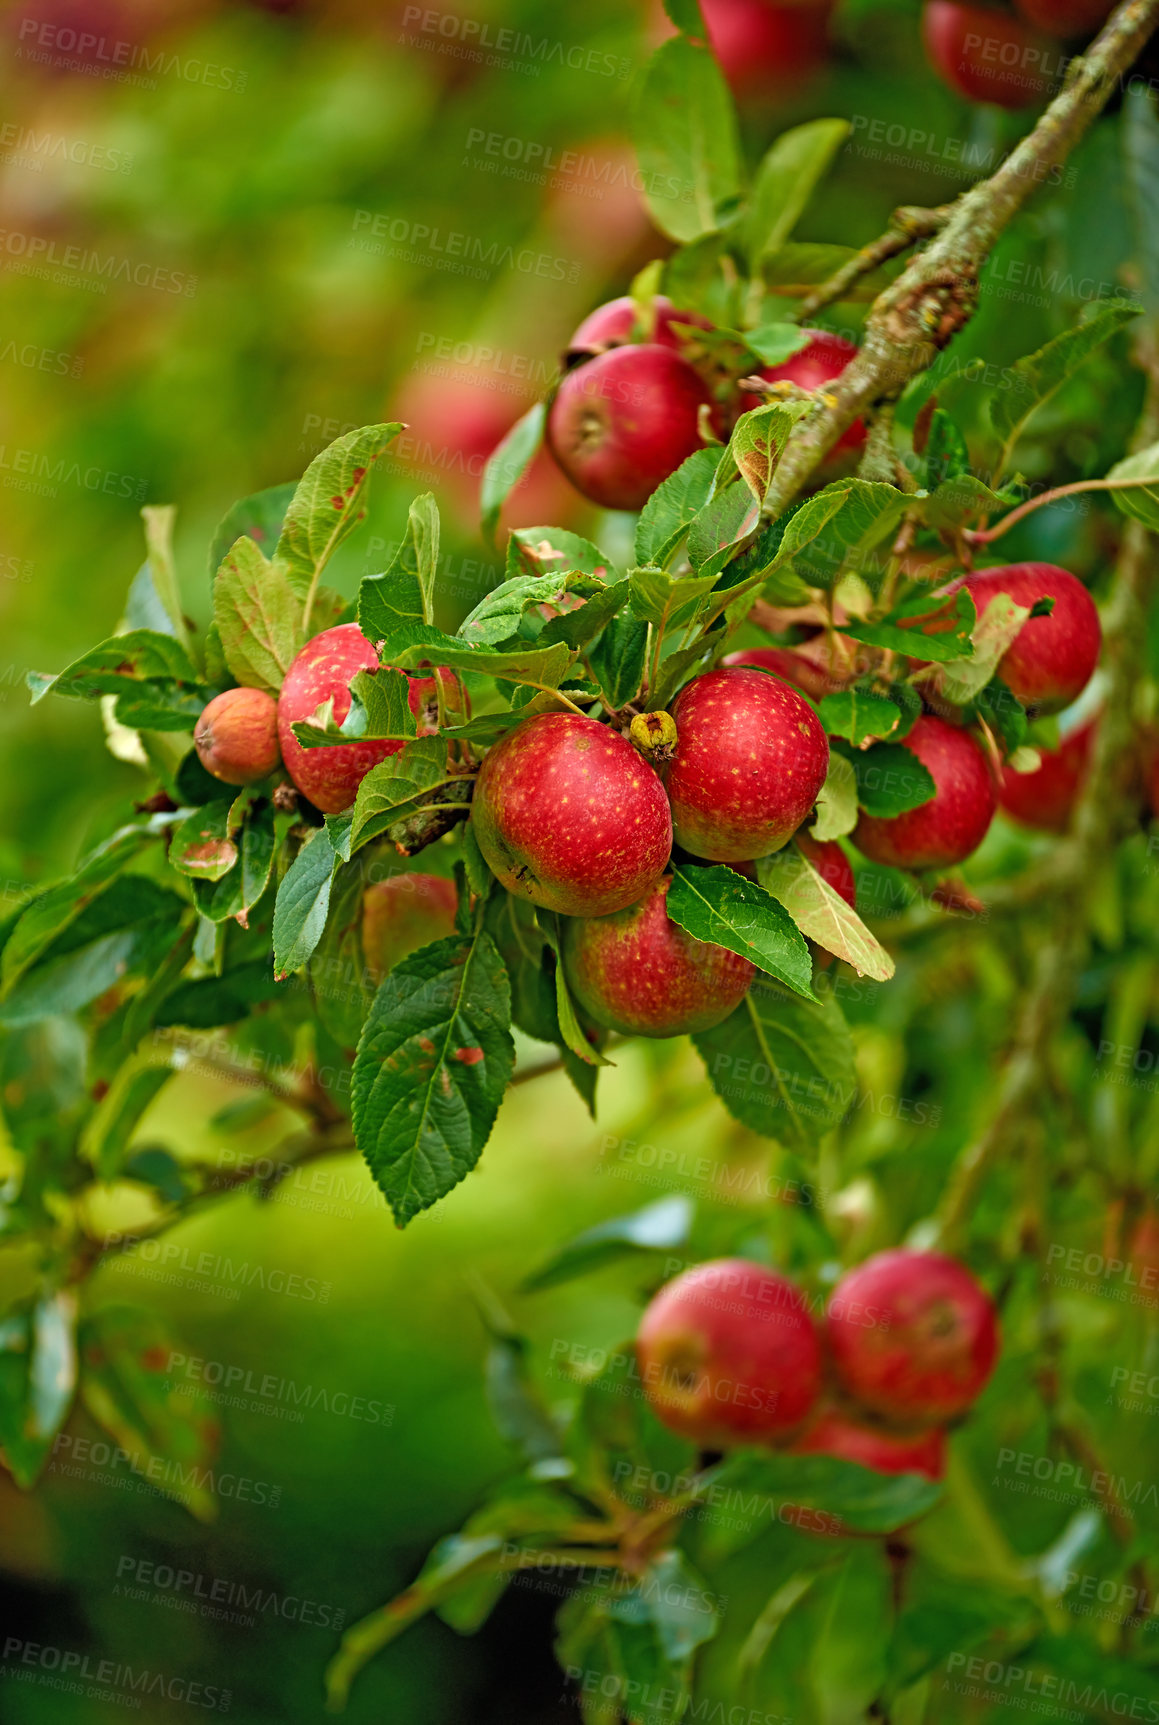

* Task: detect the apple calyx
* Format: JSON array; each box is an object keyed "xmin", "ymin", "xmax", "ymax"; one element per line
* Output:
[{"xmin": 629, "ymin": 710, "xmax": 678, "ymax": 763}]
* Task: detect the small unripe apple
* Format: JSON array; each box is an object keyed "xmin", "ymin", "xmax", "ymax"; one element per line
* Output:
[
  {"xmin": 471, "ymin": 713, "xmax": 672, "ymax": 918},
  {"xmin": 826, "ymin": 1249, "xmax": 999, "ymax": 1427},
  {"xmin": 853, "ymin": 713, "xmax": 997, "ymax": 872},
  {"xmin": 637, "ymin": 1258, "xmax": 824, "ymax": 1446},
  {"xmin": 562, "ymin": 876, "xmax": 755, "ymax": 1038},
  {"xmin": 566, "ymin": 296, "xmax": 713, "ymax": 361},
  {"xmin": 998, "ymin": 715, "xmax": 1096, "ymax": 833},
  {"xmin": 277, "ymin": 624, "xmax": 446, "ymax": 816},
  {"xmin": 665, "ymin": 667, "xmax": 829, "ymax": 862},
  {"xmin": 194, "ymin": 686, "xmax": 281, "ymax": 786},
  {"xmin": 923, "ymin": 2, "xmax": 1054, "ymax": 108},
  {"xmin": 546, "ymin": 344, "xmax": 716, "ymax": 512},
  {"xmin": 740, "ymin": 330, "xmax": 866, "ymax": 457},
  {"xmin": 791, "ymin": 1405, "xmax": 947, "ymax": 1481},
  {"xmin": 947, "ymin": 564, "xmax": 1100, "ymax": 716},
  {"xmin": 362, "ymin": 873, "xmax": 459, "ymax": 986},
  {"xmin": 1014, "ymin": 0, "xmax": 1110, "ymax": 37}
]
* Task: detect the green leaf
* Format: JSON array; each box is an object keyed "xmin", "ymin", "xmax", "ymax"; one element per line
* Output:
[
  {"xmin": 743, "ymin": 322, "xmax": 813, "ymax": 366},
  {"xmin": 759, "ymin": 846, "xmax": 894, "ymax": 980},
  {"xmin": 990, "ymin": 300, "xmax": 1140, "ymax": 471},
  {"xmin": 27, "ymin": 629, "xmax": 203, "ymax": 709},
  {"xmin": 938, "ymin": 592, "xmax": 1032, "ymax": 704},
  {"xmin": 272, "ymin": 828, "xmax": 337, "ymax": 977},
  {"xmin": 291, "ymin": 667, "xmax": 417, "ymax": 749},
  {"xmin": 357, "ymin": 496, "xmax": 441, "ymax": 641},
  {"xmin": 693, "ymin": 975, "xmax": 856, "ymax": 1145},
  {"xmin": 810, "ymin": 750, "xmax": 859, "ymax": 841},
  {"xmin": 276, "ymin": 421, "xmax": 403, "ymax": 607},
  {"xmin": 744, "ymin": 118, "xmax": 850, "ymax": 268},
  {"xmin": 523, "ymin": 1195, "xmax": 694, "ymax": 1292},
  {"xmin": 506, "ymin": 526, "xmax": 613, "ymax": 581},
  {"xmin": 635, "ymin": 446, "xmax": 722, "ymax": 570},
  {"xmin": 588, "ymin": 608, "xmax": 649, "ymax": 707},
  {"xmin": 632, "ymin": 34, "xmax": 741, "ymax": 243},
  {"xmin": 702, "ymin": 1450, "xmax": 942, "ymax": 1543},
  {"xmin": 649, "ymin": 628, "xmax": 724, "ymax": 709},
  {"xmin": 139, "ymin": 504, "xmax": 190, "ymax": 653},
  {"xmin": 1105, "ymin": 437, "xmax": 1159, "ymax": 529},
  {"xmin": 370, "ymin": 623, "xmax": 575, "ymax": 691},
  {"xmin": 976, "ymin": 677, "xmax": 1027, "ymax": 755},
  {"xmin": 79, "ymin": 1051, "xmax": 174, "ymax": 1179},
  {"xmin": 208, "ymin": 479, "xmax": 297, "ymax": 577},
  {"xmin": 918, "ymin": 473, "xmax": 1021, "ymax": 533},
  {"xmin": 730, "ymin": 401, "xmax": 811, "ymax": 511},
  {"xmin": 550, "ymin": 935, "xmax": 612, "ymax": 1069},
  {"xmin": 191, "ymin": 800, "xmax": 281, "ymax": 925},
  {"xmin": 78, "ymin": 1306, "xmax": 220, "ymax": 1519},
  {"xmin": 1, "ymin": 822, "xmax": 160, "ymax": 993},
  {"xmin": 212, "ymin": 534, "xmax": 303, "ymax": 691},
  {"xmin": 835, "ymin": 739, "xmax": 936, "ymax": 817},
  {"xmin": 458, "ymin": 570, "xmax": 601, "ymax": 648},
  {"xmin": 351, "ymin": 928, "xmax": 514, "ymax": 1225},
  {"xmin": 818, "ymin": 689, "xmax": 901, "ymax": 746},
  {"xmin": 308, "ymin": 855, "xmax": 373, "ymax": 1048},
  {"xmin": 540, "ymin": 580, "xmax": 632, "ymax": 651},
  {"xmin": 480, "ymin": 403, "xmax": 545, "ymax": 543},
  {"xmin": 922, "ymin": 408, "xmax": 971, "ymax": 488},
  {"xmin": 629, "ymin": 566, "xmax": 718, "ymax": 634},
  {"xmin": 775, "ymin": 479, "xmax": 907, "ymax": 589},
  {"xmin": 0, "ymin": 1292, "xmax": 78, "ymax": 1488},
  {"xmin": 838, "ymin": 599, "xmax": 974, "ymax": 665},
  {"xmin": 349, "ymin": 736, "xmax": 468, "ymax": 852},
  {"xmin": 170, "ymin": 800, "xmax": 238, "ymax": 881},
  {"xmin": 667, "ymin": 863, "xmax": 815, "ymax": 999},
  {"xmin": 155, "ymin": 959, "xmax": 283, "ymax": 1029}
]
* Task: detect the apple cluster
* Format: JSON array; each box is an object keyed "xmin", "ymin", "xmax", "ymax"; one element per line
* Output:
[{"xmin": 636, "ymin": 1249, "xmax": 999, "ymax": 1483}]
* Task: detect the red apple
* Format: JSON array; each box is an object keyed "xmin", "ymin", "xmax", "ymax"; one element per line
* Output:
[
  {"xmin": 562, "ymin": 876, "xmax": 754, "ymax": 1037},
  {"xmin": 362, "ymin": 873, "xmax": 459, "ymax": 984},
  {"xmin": 740, "ymin": 330, "xmax": 866, "ymax": 455},
  {"xmin": 947, "ymin": 564, "xmax": 1100, "ymax": 716},
  {"xmin": 546, "ymin": 344, "xmax": 716, "ymax": 512},
  {"xmin": 922, "ymin": 2, "xmax": 1054, "ymax": 107},
  {"xmin": 826, "ymin": 1249, "xmax": 999, "ymax": 1427},
  {"xmin": 795, "ymin": 831, "xmax": 856, "ymax": 906},
  {"xmin": 852, "ymin": 713, "xmax": 997, "ymax": 871},
  {"xmin": 792, "ymin": 1405, "xmax": 947, "ymax": 1480},
  {"xmin": 664, "ymin": 667, "xmax": 829, "ymax": 862},
  {"xmin": 277, "ymin": 624, "xmax": 445, "ymax": 816},
  {"xmin": 471, "ymin": 713, "xmax": 672, "ymax": 917},
  {"xmin": 697, "ymin": 0, "xmax": 832, "ymax": 95},
  {"xmin": 724, "ymin": 639, "xmax": 858, "ymax": 702},
  {"xmin": 636, "ymin": 1258, "xmax": 823, "ymax": 1445},
  {"xmin": 567, "ymin": 295, "xmax": 713, "ymax": 361},
  {"xmin": 194, "ymin": 687, "xmax": 281, "ymax": 786},
  {"xmin": 998, "ymin": 715, "xmax": 1096, "ymax": 833},
  {"xmin": 1014, "ymin": 0, "xmax": 1110, "ymax": 37}
]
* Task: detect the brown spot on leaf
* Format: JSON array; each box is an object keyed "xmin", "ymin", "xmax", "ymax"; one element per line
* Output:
[{"xmin": 453, "ymin": 1046, "xmax": 484, "ymax": 1065}]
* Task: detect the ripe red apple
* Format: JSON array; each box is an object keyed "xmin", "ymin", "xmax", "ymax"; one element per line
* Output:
[
  {"xmin": 998, "ymin": 715, "xmax": 1096, "ymax": 833},
  {"xmin": 471, "ymin": 713, "xmax": 672, "ymax": 917},
  {"xmin": 277, "ymin": 624, "xmax": 445, "ymax": 816},
  {"xmin": 362, "ymin": 873, "xmax": 459, "ymax": 984},
  {"xmin": 922, "ymin": 2, "xmax": 1054, "ymax": 107},
  {"xmin": 693, "ymin": 0, "xmax": 832, "ymax": 95},
  {"xmin": 665, "ymin": 667, "xmax": 829, "ymax": 862},
  {"xmin": 795, "ymin": 831, "xmax": 856, "ymax": 905},
  {"xmin": 567, "ymin": 296, "xmax": 713, "ymax": 360},
  {"xmin": 636, "ymin": 1258, "xmax": 823, "ymax": 1445},
  {"xmin": 562, "ymin": 876, "xmax": 754, "ymax": 1037},
  {"xmin": 546, "ymin": 344, "xmax": 716, "ymax": 512},
  {"xmin": 947, "ymin": 564, "xmax": 1100, "ymax": 716},
  {"xmin": 852, "ymin": 713, "xmax": 997, "ymax": 872},
  {"xmin": 740, "ymin": 330, "xmax": 866, "ymax": 455},
  {"xmin": 792, "ymin": 1405, "xmax": 947, "ymax": 1481},
  {"xmin": 826, "ymin": 1249, "xmax": 999, "ymax": 1427},
  {"xmin": 194, "ymin": 687, "xmax": 281, "ymax": 786},
  {"xmin": 1014, "ymin": 0, "xmax": 1110, "ymax": 37}
]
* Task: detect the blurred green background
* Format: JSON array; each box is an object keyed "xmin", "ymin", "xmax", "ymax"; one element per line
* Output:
[{"xmin": 4, "ymin": 0, "xmax": 1159, "ymax": 1719}]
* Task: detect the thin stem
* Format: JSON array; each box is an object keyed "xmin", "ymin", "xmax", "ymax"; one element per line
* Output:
[
  {"xmin": 965, "ymin": 475, "xmax": 1152, "ymax": 545},
  {"xmin": 797, "ymin": 204, "xmax": 952, "ymax": 321}
]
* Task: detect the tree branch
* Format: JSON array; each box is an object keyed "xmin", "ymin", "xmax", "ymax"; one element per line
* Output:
[{"xmin": 762, "ymin": 0, "xmax": 1159, "ymax": 522}]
